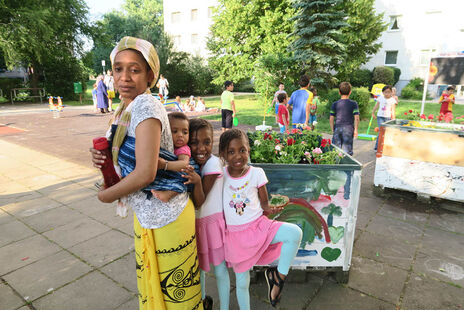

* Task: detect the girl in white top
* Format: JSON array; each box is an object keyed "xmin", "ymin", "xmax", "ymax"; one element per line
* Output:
[
  {"xmin": 219, "ymin": 129, "xmax": 302, "ymax": 309},
  {"xmin": 372, "ymin": 85, "xmax": 396, "ymax": 150},
  {"xmin": 186, "ymin": 118, "xmax": 230, "ymax": 310}
]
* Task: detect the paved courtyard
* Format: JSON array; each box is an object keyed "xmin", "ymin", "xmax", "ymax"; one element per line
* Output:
[{"xmin": 0, "ymin": 104, "xmax": 463, "ymax": 309}]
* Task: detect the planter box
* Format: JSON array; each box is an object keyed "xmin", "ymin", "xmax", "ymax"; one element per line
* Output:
[
  {"xmin": 252, "ymin": 148, "xmax": 362, "ymax": 282},
  {"xmin": 374, "ymin": 119, "xmax": 464, "ymax": 202}
]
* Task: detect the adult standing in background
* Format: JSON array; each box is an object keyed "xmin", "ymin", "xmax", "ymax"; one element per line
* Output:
[
  {"xmin": 271, "ymin": 82, "xmax": 287, "ymax": 123},
  {"xmin": 104, "ymin": 69, "xmax": 115, "ymax": 112},
  {"xmin": 96, "ymin": 75, "xmax": 109, "ymax": 113},
  {"xmin": 220, "ymin": 80, "xmax": 236, "ymax": 132},
  {"xmin": 157, "ymin": 74, "xmax": 169, "ymax": 99}
]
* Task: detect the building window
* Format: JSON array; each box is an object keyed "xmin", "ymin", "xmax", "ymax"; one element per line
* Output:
[
  {"xmin": 191, "ymin": 34, "xmax": 198, "ymax": 45},
  {"xmin": 419, "ymin": 49, "xmax": 436, "ymax": 66},
  {"xmin": 388, "ymin": 16, "xmax": 400, "ymax": 31},
  {"xmin": 191, "ymin": 9, "xmax": 198, "ymax": 21},
  {"xmin": 385, "ymin": 51, "xmax": 398, "ymax": 65},
  {"xmin": 208, "ymin": 6, "xmax": 214, "ymax": 18},
  {"xmin": 171, "ymin": 12, "xmax": 181, "ymax": 23}
]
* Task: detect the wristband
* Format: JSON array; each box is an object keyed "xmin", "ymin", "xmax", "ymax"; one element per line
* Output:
[{"xmin": 164, "ymin": 161, "xmax": 168, "ymax": 171}]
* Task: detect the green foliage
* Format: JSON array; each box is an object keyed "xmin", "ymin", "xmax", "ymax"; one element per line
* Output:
[
  {"xmin": 319, "ymin": 87, "xmax": 371, "ymax": 119},
  {"xmin": 343, "ymin": 69, "xmax": 373, "ymax": 87},
  {"xmin": 0, "ymin": 78, "xmax": 25, "ymax": 97},
  {"xmin": 208, "ymin": 0, "xmax": 295, "ymax": 85},
  {"xmin": 0, "ymin": 0, "xmax": 93, "ymax": 99},
  {"xmin": 163, "ymin": 53, "xmax": 218, "ymax": 96},
  {"xmin": 392, "ymin": 67, "xmax": 401, "ymax": 85},
  {"xmin": 373, "ymin": 66, "xmax": 395, "ymax": 85},
  {"xmin": 90, "ymin": 0, "xmax": 170, "ymax": 75},
  {"xmin": 288, "ymin": 0, "xmax": 347, "ymax": 86},
  {"xmin": 350, "ymin": 87, "xmax": 371, "ymax": 119},
  {"xmin": 337, "ymin": 0, "xmax": 387, "ymax": 76},
  {"xmin": 401, "ymin": 78, "xmax": 428, "ymax": 100}
]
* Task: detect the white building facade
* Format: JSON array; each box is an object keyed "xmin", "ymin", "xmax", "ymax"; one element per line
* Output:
[
  {"xmin": 163, "ymin": 0, "xmax": 218, "ymax": 58},
  {"xmin": 362, "ymin": 0, "xmax": 464, "ymax": 95},
  {"xmin": 164, "ymin": 0, "xmax": 464, "ymax": 94}
]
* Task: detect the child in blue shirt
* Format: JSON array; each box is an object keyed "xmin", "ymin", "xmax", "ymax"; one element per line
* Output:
[
  {"xmin": 288, "ymin": 75, "xmax": 313, "ymax": 128},
  {"xmin": 329, "ymin": 82, "xmax": 359, "ymax": 156}
]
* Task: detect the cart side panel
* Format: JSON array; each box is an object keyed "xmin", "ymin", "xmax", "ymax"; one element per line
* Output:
[{"xmin": 253, "ymin": 164, "xmax": 361, "ymax": 269}]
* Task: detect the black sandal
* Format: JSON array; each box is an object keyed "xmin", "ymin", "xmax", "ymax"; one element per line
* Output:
[
  {"xmin": 264, "ymin": 267, "xmax": 286, "ymax": 307},
  {"xmin": 202, "ymin": 295, "xmax": 213, "ymax": 310}
]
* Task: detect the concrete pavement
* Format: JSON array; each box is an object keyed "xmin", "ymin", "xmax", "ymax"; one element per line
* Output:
[{"xmin": 0, "ymin": 105, "xmax": 463, "ymax": 309}]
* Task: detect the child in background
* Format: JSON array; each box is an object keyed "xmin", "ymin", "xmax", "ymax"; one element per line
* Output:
[
  {"xmin": 330, "ymin": 82, "xmax": 360, "ymax": 156},
  {"xmin": 219, "ymin": 129, "xmax": 302, "ymax": 309},
  {"xmin": 439, "ymin": 86, "xmax": 455, "ymax": 116},
  {"xmin": 195, "ymin": 96, "xmax": 206, "ymax": 112},
  {"xmin": 151, "ymin": 112, "xmax": 191, "ymax": 202},
  {"xmin": 92, "ymin": 83, "xmax": 98, "ymax": 112},
  {"xmin": 272, "ymin": 83, "xmax": 287, "ymax": 124},
  {"xmin": 372, "ymin": 85, "xmax": 396, "ymax": 151},
  {"xmin": 184, "ymin": 118, "xmax": 230, "ymax": 310},
  {"xmin": 309, "ymin": 87, "xmax": 320, "ymax": 128},
  {"xmin": 175, "ymin": 95, "xmax": 182, "ymax": 111},
  {"xmin": 277, "ymin": 93, "xmax": 289, "ymax": 133}
]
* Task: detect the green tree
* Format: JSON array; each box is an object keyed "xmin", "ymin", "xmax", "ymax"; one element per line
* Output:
[
  {"xmin": 207, "ymin": 0, "xmax": 295, "ymax": 85},
  {"xmin": 0, "ymin": 0, "xmax": 92, "ymax": 98},
  {"xmin": 90, "ymin": 0, "xmax": 171, "ymax": 77},
  {"xmin": 337, "ymin": 0, "xmax": 387, "ymax": 79},
  {"xmin": 288, "ymin": 0, "xmax": 348, "ymax": 86}
]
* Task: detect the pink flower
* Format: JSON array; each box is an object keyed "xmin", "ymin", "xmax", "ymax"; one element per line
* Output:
[
  {"xmin": 428, "ymin": 114, "xmax": 434, "ymax": 120},
  {"xmin": 312, "ymin": 147, "xmax": 322, "ymax": 154},
  {"xmin": 420, "ymin": 114, "xmax": 426, "ymax": 120}
]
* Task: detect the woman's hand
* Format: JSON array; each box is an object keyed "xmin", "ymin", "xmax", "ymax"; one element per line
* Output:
[{"xmin": 90, "ymin": 147, "xmax": 106, "ymax": 169}]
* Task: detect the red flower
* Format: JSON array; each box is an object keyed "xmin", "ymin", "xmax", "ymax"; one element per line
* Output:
[
  {"xmin": 314, "ymin": 160, "xmax": 320, "ymax": 164},
  {"xmin": 420, "ymin": 114, "xmax": 426, "ymax": 119},
  {"xmin": 328, "ymin": 139, "xmax": 331, "ymax": 145},
  {"xmin": 321, "ymin": 138, "xmax": 331, "ymax": 148},
  {"xmin": 268, "ymin": 135, "xmax": 273, "ymax": 140},
  {"xmin": 264, "ymin": 133, "xmax": 269, "ymax": 140},
  {"xmin": 409, "ymin": 109, "xmax": 413, "ymax": 113},
  {"xmin": 291, "ymin": 128, "xmax": 299, "ymax": 134},
  {"xmin": 404, "ymin": 112, "xmax": 408, "ymax": 115},
  {"xmin": 444, "ymin": 113, "xmax": 453, "ymax": 123},
  {"xmin": 274, "ymin": 139, "xmax": 280, "ymax": 144},
  {"xmin": 287, "ymin": 138, "xmax": 295, "ymax": 146},
  {"xmin": 428, "ymin": 114, "xmax": 434, "ymax": 120}
]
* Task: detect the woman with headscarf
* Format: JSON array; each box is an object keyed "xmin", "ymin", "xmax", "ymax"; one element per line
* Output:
[
  {"xmin": 96, "ymin": 74, "xmax": 109, "ymax": 113},
  {"xmin": 90, "ymin": 37, "xmax": 203, "ymax": 310}
]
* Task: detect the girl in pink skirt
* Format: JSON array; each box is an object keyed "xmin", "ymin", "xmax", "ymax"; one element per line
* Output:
[
  {"xmin": 188, "ymin": 118, "xmax": 230, "ymax": 310},
  {"xmin": 218, "ymin": 129, "xmax": 303, "ymax": 309}
]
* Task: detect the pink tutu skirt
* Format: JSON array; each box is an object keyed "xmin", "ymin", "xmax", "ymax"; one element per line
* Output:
[
  {"xmin": 224, "ymin": 215, "xmax": 283, "ymax": 273},
  {"xmin": 196, "ymin": 212, "xmax": 226, "ymax": 272}
]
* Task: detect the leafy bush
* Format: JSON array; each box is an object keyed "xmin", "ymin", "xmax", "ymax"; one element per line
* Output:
[
  {"xmin": 350, "ymin": 87, "xmax": 371, "ymax": 119},
  {"xmin": 392, "ymin": 67, "xmax": 401, "ymax": 85},
  {"xmin": 234, "ymin": 80, "xmax": 255, "ymax": 92},
  {"xmin": 345, "ymin": 69, "xmax": 372, "ymax": 87},
  {"xmin": 163, "ymin": 52, "xmax": 219, "ymax": 97},
  {"xmin": 319, "ymin": 87, "xmax": 371, "ymax": 119},
  {"xmin": 373, "ymin": 66, "xmax": 395, "ymax": 85},
  {"xmin": 400, "ymin": 78, "xmax": 429, "ymax": 100}
]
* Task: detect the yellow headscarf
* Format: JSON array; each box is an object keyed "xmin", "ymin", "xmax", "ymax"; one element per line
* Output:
[{"xmin": 110, "ymin": 36, "xmax": 160, "ymax": 88}]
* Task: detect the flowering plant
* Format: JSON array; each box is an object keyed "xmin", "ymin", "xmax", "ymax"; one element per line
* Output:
[
  {"xmin": 402, "ymin": 110, "xmax": 464, "ymax": 124},
  {"xmin": 248, "ymin": 129, "xmax": 344, "ymax": 165}
]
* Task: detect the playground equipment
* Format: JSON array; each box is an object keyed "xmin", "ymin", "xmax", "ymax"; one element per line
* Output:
[
  {"xmin": 48, "ymin": 96, "xmax": 64, "ymax": 118},
  {"xmin": 370, "ymin": 84, "xmax": 386, "ymax": 99},
  {"xmin": 48, "ymin": 96, "xmax": 55, "ymax": 111},
  {"xmin": 357, "ymin": 115, "xmax": 377, "ymax": 141}
]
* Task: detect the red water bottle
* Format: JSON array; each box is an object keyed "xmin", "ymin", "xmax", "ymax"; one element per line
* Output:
[{"xmin": 93, "ymin": 137, "xmax": 120, "ymax": 188}]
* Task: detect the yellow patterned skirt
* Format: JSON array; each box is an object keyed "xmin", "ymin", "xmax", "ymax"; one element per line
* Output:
[{"xmin": 134, "ymin": 199, "xmax": 203, "ymax": 310}]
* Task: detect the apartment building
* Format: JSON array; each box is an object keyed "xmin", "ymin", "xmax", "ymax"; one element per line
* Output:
[{"xmin": 163, "ymin": 0, "xmax": 219, "ymax": 58}]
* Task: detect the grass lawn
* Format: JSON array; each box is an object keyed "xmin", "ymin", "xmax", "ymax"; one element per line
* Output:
[{"xmin": 201, "ymin": 95, "xmax": 464, "ymax": 134}]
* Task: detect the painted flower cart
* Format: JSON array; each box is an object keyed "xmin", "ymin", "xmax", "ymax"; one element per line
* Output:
[
  {"xmin": 248, "ymin": 130, "xmax": 362, "ymax": 283},
  {"xmin": 374, "ymin": 119, "xmax": 464, "ymax": 202}
]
